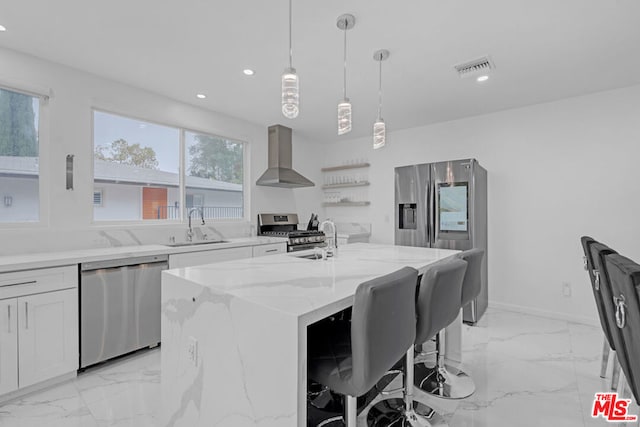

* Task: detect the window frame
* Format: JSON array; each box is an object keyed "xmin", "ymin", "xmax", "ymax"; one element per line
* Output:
[
  {"xmin": 90, "ymin": 108, "xmax": 249, "ymax": 225},
  {"xmin": 0, "ymin": 82, "xmax": 50, "ymax": 229}
]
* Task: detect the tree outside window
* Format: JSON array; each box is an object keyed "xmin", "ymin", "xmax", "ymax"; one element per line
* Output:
[
  {"xmin": 0, "ymin": 87, "xmax": 40, "ymax": 223},
  {"xmin": 185, "ymin": 131, "xmax": 244, "ymax": 219}
]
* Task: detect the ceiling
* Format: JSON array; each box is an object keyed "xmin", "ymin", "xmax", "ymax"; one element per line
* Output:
[{"xmin": 1, "ymin": 0, "xmax": 639, "ymax": 143}]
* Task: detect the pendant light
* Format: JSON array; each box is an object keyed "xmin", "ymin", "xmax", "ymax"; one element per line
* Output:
[
  {"xmin": 373, "ymin": 49, "xmax": 389, "ymax": 149},
  {"xmin": 281, "ymin": 0, "xmax": 299, "ymax": 119},
  {"xmin": 336, "ymin": 14, "xmax": 355, "ymax": 135}
]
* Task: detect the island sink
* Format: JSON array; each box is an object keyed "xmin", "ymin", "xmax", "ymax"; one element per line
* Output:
[{"xmin": 289, "ymin": 252, "xmax": 324, "ymax": 260}]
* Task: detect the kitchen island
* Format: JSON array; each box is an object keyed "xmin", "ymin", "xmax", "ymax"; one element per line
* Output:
[{"xmin": 161, "ymin": 243, "xmax": 460, "ymax": 427}]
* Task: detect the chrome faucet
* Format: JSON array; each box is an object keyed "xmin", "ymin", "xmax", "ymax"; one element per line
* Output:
[
  {"xmin": 187, "ymin": 207, "xmax": 205, "ymax": 242},
  {"xmin": 319, "ymin": 219, "xmax": 337, "ymax": 257}
]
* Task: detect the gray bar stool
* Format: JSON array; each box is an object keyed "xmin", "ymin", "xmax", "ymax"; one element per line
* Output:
[
  {"xmin": 308, "ymin": 267, "xmax": 418, "ymax": 427},
  {"xmin": 589, "ymin": 241, "xmax": 623, "ymax": 390},
  {"xmin": 581, "ymin": 237, "xmax": 621, "ymax": 388},
  {"xmin": 604, "ymin": 253, "xmax": 640, "ymax": 406},
  {"xmin": 414, "ymin": 249, "xmax": 483, "ymax": 399},
  {"xmin": 367, "ymin": 258, "xmax": 468, "ymax": 426}
]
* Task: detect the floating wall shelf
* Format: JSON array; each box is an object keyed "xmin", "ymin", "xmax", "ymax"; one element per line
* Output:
[
  {"xmin": 321, "ymin": 182, "xmax": 370, "ymax": 190},
  {"xmin": 321, "ymin": 163, "xmax": 370, "ymax": 172},
  {"xmin": 322, "ymin": 201, "xmax": 371, "ymax": 207}
]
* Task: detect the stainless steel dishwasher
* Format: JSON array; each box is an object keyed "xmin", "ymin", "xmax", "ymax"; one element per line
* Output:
[{"xmin": 80, "ymin": 254, "xmax": 168, "ymax": 368}]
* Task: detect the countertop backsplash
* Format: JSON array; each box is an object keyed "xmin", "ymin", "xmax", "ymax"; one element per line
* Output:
[
  {"xmin": 0, "ymin": 222, "xmax": 253, "ymax": 256},
  {"xmin": 334, "ymin": 222, "xmax": 371, "ymax": 237}
]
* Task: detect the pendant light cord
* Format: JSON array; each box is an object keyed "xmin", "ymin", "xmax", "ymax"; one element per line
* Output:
[
  {"xmin": 288, "ymin": 0, "xmax": 293, "ymax": 69},
  {"xmin": 343, "ymin": 20, "xmax": 347, "ymax": 99},
  {"xmin": 377, "ymin": 54, "xmax": 383, "ymax": 119}
]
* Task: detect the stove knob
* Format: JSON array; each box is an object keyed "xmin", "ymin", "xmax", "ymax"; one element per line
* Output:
[{"xmin": 292, "ymin": 238, "xmax": 300, "ymax": 244}]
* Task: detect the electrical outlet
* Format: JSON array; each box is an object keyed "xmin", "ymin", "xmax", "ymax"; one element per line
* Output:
[
  {"xmin": 187, "ymin": 336, "xmax": 198, "ymax": 366},
  {"xmin": 562, "ymin": 282, "xmax": 572, "ymax": 298}
]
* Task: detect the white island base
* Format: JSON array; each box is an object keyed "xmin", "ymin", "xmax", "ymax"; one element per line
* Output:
[{"xmin": 161, "ymin": 243, "xmax": 461, "ymax": 427}]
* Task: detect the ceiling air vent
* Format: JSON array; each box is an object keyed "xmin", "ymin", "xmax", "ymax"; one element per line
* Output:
[{"xmin": 454, "ymin": 56, "xmax": 495, "ymax": 78}]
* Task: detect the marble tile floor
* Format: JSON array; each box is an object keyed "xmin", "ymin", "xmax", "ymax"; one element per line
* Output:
[{"xmin": 0, "ymin": 307, "xmax": 634, "ymax": 426}]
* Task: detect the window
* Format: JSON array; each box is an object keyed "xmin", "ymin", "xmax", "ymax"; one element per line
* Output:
[
  {"xmin": 0, "ymin": 87, "xmax": 41, "ymax": 223},
  {"xmin": 93, "ymin": 110, "xmax": 245, "ymax": 221},
  {"xmin": 185, "ymin": 131, "xmax": 244, "ymax": 220},
  {"xmin": 93, "ymin": 111, "xmax": 179, "ymax": 221}
]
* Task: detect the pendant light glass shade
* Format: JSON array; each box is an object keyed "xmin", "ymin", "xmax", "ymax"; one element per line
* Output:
[
  {"xmin": 372, "ymin": 49, "xmax": 389, "ymax": 149},
  {"xmin": 281, "ymin": 0, "xmax": 299, "ymax": 119},
  {"xmin": 373, "ymin": 119, "xmax": 385, "ymax": 149},
  {"xmin": 336, "ymin": 14, "xmax": 355, "ymax": 135},
  {"xmin": 281, "ymin": 67, "xmax": 299, "ymax": 118},
  {"xmin": 338, "ymin": 99, "xmax": 352, "ymax": 135}
]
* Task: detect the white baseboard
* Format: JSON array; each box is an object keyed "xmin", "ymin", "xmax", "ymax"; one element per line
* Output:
[
  {"xmin": 488, "ymin": 300, "xmax": 600, "ymax": 327},
  {"xmin": 0, "ymin": 371, "xmax": 77, "ymax": 405}
]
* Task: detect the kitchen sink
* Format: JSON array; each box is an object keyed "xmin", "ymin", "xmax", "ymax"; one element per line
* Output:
[
  {"xmin": 289, "ymin": 252, "xmax": 327, "ymax": 260},
  {"xmin": 164, "ymin": 240, "xmax": 228, "ymax": 247}
]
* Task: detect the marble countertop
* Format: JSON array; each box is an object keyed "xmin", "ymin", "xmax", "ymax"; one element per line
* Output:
[
  {"xmin": 165, "ymin": 243, "xmax": 459, "ymax": 320},
  {"xmin": 0, "ymin": 236, "xmax": 287, "ymax": 273}
]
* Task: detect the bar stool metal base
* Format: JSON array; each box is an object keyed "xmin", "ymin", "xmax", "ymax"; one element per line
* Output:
[
  {"xmin": 414, "ymin": 329, "xmax": 475, "ymax": 400},
  {"xmin": 414, "ymin": 362, "xmax": 475, "ymax": 399},
  {"xmin": 366, "ymin": 398, "xmax": 447, "ymax": 427}
]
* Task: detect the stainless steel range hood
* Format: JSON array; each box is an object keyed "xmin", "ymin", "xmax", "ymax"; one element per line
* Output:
[{"xmin": 256, "ymin": 125, "xmax": 315, "ymax": 188}]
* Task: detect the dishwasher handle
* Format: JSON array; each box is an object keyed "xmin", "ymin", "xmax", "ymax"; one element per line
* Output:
[{"xmin": 81, "ymin": 254, "xmax": 169, "ymax": 271}]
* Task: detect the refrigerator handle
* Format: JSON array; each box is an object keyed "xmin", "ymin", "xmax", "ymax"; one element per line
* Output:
[
  {"xmin": 427, "ymin": 179, "xmax": 435, "ymax": 247},
  {"xmin": 431, "ymin": 183, "xmax": 436, "ymax": 247}
]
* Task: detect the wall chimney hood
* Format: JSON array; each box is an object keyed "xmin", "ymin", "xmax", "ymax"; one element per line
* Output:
[{"xmin": 256, "ymin": 125, "xmax": 315, "ymax": 188}]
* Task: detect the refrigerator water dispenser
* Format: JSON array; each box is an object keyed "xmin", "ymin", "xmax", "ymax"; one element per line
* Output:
[{"xmin": 398, "ymin": 203, "xmax": 417, "ymax": 229}]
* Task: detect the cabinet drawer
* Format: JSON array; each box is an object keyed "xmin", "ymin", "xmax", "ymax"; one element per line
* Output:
[
  {"xmin": 252, "ymin": 243, "xmax": 286, "ymax": 257},
  {"xmin": 0, "ymin": 266, "xmax": 78, "ymax": 300}
]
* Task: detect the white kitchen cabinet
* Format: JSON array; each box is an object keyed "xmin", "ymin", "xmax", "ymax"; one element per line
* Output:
[
  {"xmin": 18, "ymin": 288, "xmax": 78, "ymax": 388},
  {"xmin": 0, "ymin": 299, "xmax": 18, "ymax": 395},
  {"xmin": 169, "ymin": 246, "xmax": 253, "ymax": 269},
  {"xmin": 0, "ymin": 265, "xmax": 78, "ymax": 398},
  {"xmin": 252, "ymin": 243, "xmax": 287, "ymax": 257}
]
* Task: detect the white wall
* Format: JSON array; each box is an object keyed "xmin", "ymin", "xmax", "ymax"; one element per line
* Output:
[
  {"xmin": 0, "ymin": 177, "xmax": 39, "ymax": 222},
  {"xmin": 94, "ymin": 183, "xmax": 140, "ymax": 221},
  {"xmin": 322, "ymin": 84, "xmax": 640, "ymax": 324},
  {"xmin": 188, "ymin": 189, "xmax": 243, "ymax": 209},
  {"xmin": 0, "ymin": 46, "xmax": 323, "ymax": 252}
]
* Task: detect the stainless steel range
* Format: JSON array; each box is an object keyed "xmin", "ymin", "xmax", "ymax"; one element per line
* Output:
[{"xmin": 257, "ymin": 213, "xmax": 326, "ymax": 252}]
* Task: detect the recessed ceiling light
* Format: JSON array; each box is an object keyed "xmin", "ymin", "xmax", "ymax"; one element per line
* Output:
[
  {"xmin": 196, "ymin": 93, "xmax": 207, "ymax": 99},
  {"xmin": 243, "ymin": 69, "xmax": 255, "ymax": 76},
  {"xmin": 476, "ymin": 75, "xmax": 490, "ymax": 83},
  {"xmin": 0, "ymin": 25, "xmax": 6, "ymax": 32}
]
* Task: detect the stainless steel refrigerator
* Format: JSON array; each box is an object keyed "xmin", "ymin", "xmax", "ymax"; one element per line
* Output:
[{"xmin": 395, "ymin": 159, "xmax": 488, "ymax": 324}]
